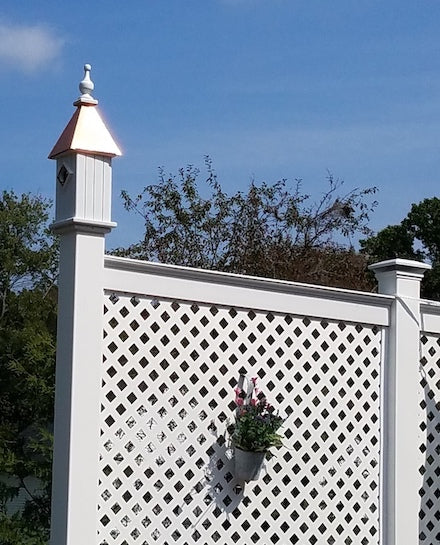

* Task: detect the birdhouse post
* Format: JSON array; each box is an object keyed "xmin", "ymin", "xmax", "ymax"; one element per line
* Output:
[{"xmin": 49, "ymin": 64, "xmax": 121, "ymax": 545}]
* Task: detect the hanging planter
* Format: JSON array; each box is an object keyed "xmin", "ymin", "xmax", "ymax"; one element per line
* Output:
[
  {"xmin": 234, "ymin": 447, "xmax": 266, "ymax": 482},
  {"xmin": 228, "ymin": 375, "xmax": 284, "ymax": 482}
]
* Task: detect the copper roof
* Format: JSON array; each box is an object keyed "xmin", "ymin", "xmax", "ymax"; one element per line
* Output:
[
  {"xmin": 49, "ymin": 64, "xmax": 122, "ymax": 159},
  {"xmin": 49, "ymin": 104, "xmax": 122, "ymax": 159}
]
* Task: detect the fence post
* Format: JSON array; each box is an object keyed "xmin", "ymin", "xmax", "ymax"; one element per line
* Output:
[
  {"xmin": 49, "ymin": 65, "xmax": 121, "ymax": 545},
  {"xmin": 369, "ymin": 258, "xmax": 430, "ymax": 545}
]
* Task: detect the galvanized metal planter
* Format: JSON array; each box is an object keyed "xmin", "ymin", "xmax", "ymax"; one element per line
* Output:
[{"xmin": 234, "ymin": 447, "xmax": 266, "ymax": 482}]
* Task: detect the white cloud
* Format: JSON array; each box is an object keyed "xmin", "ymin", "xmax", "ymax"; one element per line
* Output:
[{"xmin": 0, "ymin": 21, "xmax": 64, "ymax": 73}]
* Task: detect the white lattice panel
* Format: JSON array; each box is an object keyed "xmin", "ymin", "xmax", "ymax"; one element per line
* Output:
[
  {"xmin": 98, "ymin": 292, "xmax": 382, "ymax": 545},
  {"xmin": 419, "ymin": 333, "xmax": 440, "ymax": 544}
]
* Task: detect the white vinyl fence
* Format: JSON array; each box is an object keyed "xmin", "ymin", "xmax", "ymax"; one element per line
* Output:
[
  {"xmin": 97, "ymin": 259, "xmax": 386, "ymax": 545},
  {"xmin": 48, "ymin": 67, "xmax": 439, "ymax": 545},
  {"xmin": 419, "ymin": 305, "xmax": 440, "ymax": 544}
]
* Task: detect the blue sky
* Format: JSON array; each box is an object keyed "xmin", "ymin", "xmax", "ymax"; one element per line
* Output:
[{"xmin": 1, "ymin": 1, "xmax": 440, "ymax": 249}]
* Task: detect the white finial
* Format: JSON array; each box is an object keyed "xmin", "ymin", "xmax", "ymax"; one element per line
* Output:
[
  {"xmin": 74, "ymin": 63, "xmax": 98, "ymax": 106},
  {"xmin": 80, "ymin": 64, "xmax": 94, "ymax": 96}
]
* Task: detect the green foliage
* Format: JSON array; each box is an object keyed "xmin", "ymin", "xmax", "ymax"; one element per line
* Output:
[
  {"xmin": 229, "ymin": 381, "xmax": 284, "ymax": 453},
  {"xmin": 0, "ymin": 191, "xmax": 57, "ymax": 544},
  {"xmin": 360, "ymin": 224, "xmax": 422, "ymax": 262},
  {"xmin": 0, "ymin": 513, "xmax": 49, "ymax": 545},
  {"xmin": 116, "ymin": 158, "xmax": 378, "ymax": 290},
  {"xmin": 404, "ymin": 198, "xmax": 440, "ymax": 262},
  {"xmin": 0, "ymin": 191, "xmax": 57, "ymax": 297},
  {"xmin": 360, "ymin": 197, "xmax": 440, "ymax": 300}
]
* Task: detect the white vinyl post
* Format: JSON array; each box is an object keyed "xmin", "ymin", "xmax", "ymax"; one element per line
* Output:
[
  {"xmin": 369, "ymin": 258, "xmax": 431, "ymax": 545},
  {"xmin": 49, "ymin": 65, "xmax": 121, "ymax": 545}
]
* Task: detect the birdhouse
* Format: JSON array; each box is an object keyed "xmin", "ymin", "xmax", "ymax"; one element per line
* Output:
[{"xmin": 49, "ymin": 64, "xmax": 121, "ymax": 233}]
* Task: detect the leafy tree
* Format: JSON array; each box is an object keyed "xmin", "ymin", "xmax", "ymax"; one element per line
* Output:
[
  {"xmin": 0, "ymin": 166, "xmax": 378, "ymax": 543},
  {"xmin": 117, "ymin": 158, "xmax": 378, "ymax": 290},
  {"xmin": 360, "ymin": 197, "xmax": 440, "ymax": 299},
  {"xmin": 0, "ymin": 191, "xmax": 57, "ymax": 545}
]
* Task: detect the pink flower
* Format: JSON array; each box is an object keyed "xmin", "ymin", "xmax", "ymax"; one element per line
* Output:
[
  {"xmin": 251, "ymin": 377, "xmax": 258, "ymax": 385},
  {"xmin": 250, "ymin": 398, "xmax": 257, "ymax": 406},
  {"xmin": 236, "ymin": 397, "xmax": 244, "ymax": 406},
  {"xmin": 234, "ymin": 387, "xmax": 242, "ymax": 395}
]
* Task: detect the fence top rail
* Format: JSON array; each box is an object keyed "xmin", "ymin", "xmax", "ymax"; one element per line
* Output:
[
  {"xmin": 421, "ymin": 299, "xmax": 440, "ymax": 312},
  {"xmin": 421, "ymin": 300, "xmax": 440, "ymax": 334},
  {"xmin": 104, "ymin": 255, "xmax": 393, "ymax": 309}
]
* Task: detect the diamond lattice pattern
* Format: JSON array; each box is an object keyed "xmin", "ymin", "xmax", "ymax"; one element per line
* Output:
[
  {"xmin": 98, "ymin": 292, "xmax": 382, "ymax": 545},
  {"xmin": 419, "ymin": 333, "xmax": 440, "ymax": 544}
]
